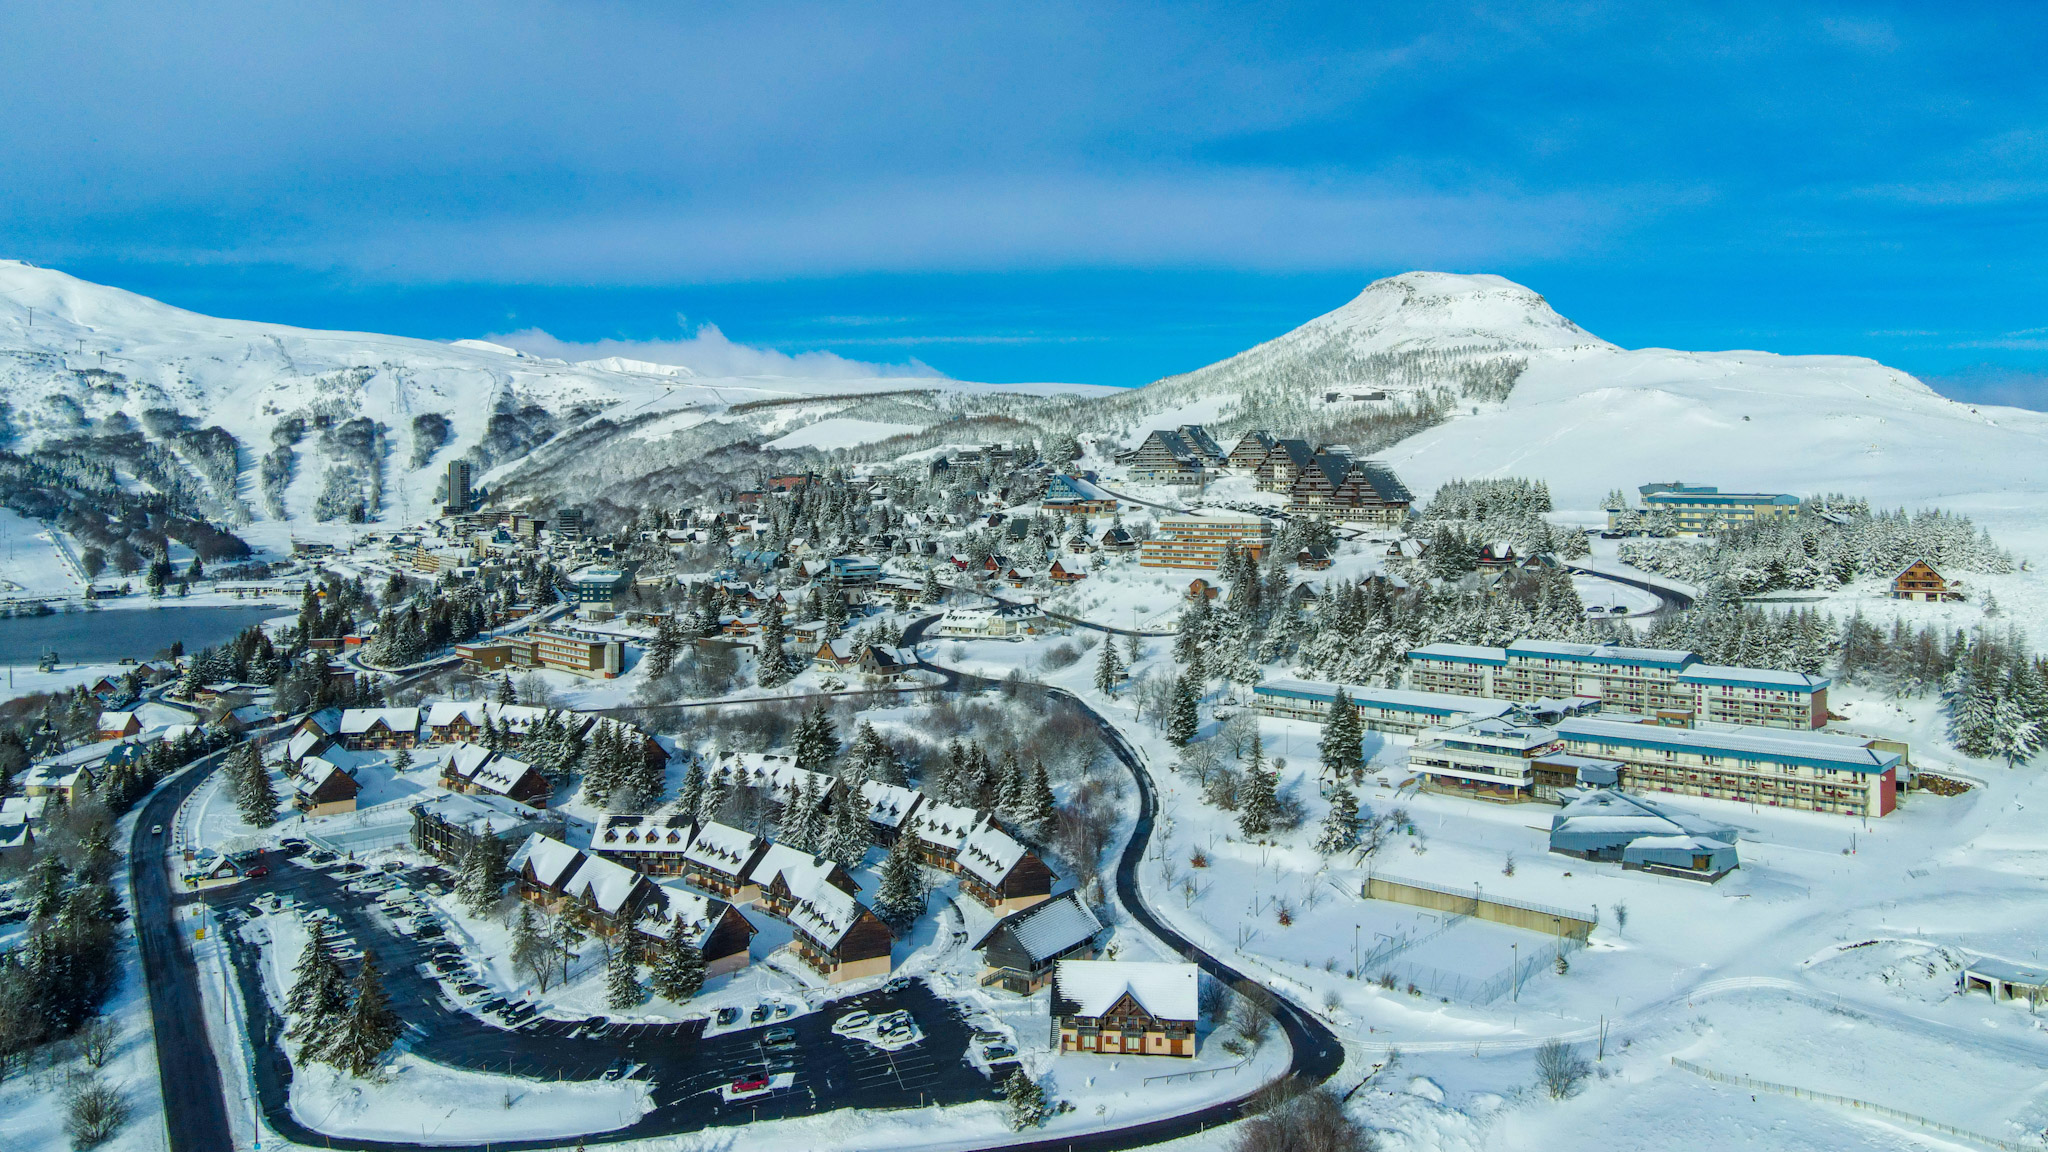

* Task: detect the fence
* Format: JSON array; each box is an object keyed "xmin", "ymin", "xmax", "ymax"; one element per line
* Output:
[
  {"xmin": 1363, "ymin": 872, "xmax": 1596, "ymax": 940},
  {"xmin": 1669, "ymin": 1057, "xmax": 2035, "ymax": 1152}
]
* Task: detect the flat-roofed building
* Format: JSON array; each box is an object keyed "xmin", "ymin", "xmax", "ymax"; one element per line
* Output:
[
  {"xmin": 1677, "ymin": 665, "xmax": 1829, "ymax": 730},
  {"xmin": 1408, "ymin": 716, "xmax": 1561, "ymax": 801},
  {"xmin": 1253, "ymin": 678, "xmax": 1511, "ymax": 737},
  {"xmin": 1556, "ymin": 717, "xmax": 1899, "ymax": 817},
  {"xmin": 530, "ymin": 627, "xmax": 625, "ymax": 677},
  {"xmin": 1138, "ymin": 512, "xmax": 1274, "ymax": 570},
  {"xmin": 1634, "ymin": 483, "xmax": 1800, "ymax": 535}
]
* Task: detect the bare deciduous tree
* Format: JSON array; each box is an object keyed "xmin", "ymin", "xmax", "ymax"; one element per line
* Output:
[{"xmin": 1535, "ymin": 1038, "xmax": 1591, "ymax": 1099}]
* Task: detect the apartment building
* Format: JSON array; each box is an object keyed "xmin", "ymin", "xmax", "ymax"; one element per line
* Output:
[
  {"xmin": 1407, "ymin": 716, "xmax": 1562, "ymax": 801},
  {"xmin": 1633, "ymin": 483, "xmax": 1800, "ymax": 535},
  {"xmin": 1405, "ymin": 639, "xmax": 1829, "ymax": 731},
  {"xmin": 1252, "ymin": 678, "xmax": 1511, "ymax": 736},
  {"xmin": 1138, "ymin": 512, "xmax": 1274, "ymax": 570},
  {"xmin": 1555, "ymin": 717, "xmax": 1899, "ymax": 817}
]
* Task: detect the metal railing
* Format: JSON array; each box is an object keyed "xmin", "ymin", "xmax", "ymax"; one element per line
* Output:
[{"xmin": 1669, "ymin": 1057, "xmax": 2036, "ymax": 1151}]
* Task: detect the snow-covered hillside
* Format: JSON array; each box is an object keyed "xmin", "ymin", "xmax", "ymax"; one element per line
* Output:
[{"xmin": 0, "ymin": 261, "xmax": 1103, "ymax": 540}]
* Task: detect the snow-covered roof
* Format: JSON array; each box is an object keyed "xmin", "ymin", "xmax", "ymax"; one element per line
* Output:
[
  {"xmin": 748, "ymin": 843, "xmax": 836, "ymax": 892},
  {"xmin": 726, "ymin": 754, "xmax": 830, "ymax": 801},
  {"xmin": 1677, "ymin": 665, "xmax": 1830, "ymax": 692},
  {"xmin": 338, "ymin": 707, "xmax": 420, "ymax": 735},
  {"xmin": 469, "ymin": 754, "xmax": 538, "ymax": 797},
  {"xmin": 1055, "ymin": 960, "xmax": 1198, "ymax": 1021},
  {"xmin": 1559, "ymin": 717, "xmax": 1900, "ymax": 774},
  {"xmin": 519, "ymin": 833, "xmax": 586, "ymax": 889},
  {"xmin": 285, "ymin": 730, "xmax": 330, "ymax": 762},
  {"xmin": 1550, "ymin": 789, "xmax": 1736, "ymax": 843},
  {"xmin": 446, "ymin": 742, "xmax": 496, "ymax": 778},
  {"xmin": 592, "ymin": 811, "xmax": 697, "ymax": 853},
  {"xmin": 955, "ymin": 821, "xmax": 1031, "ymax": 887},
  {"xmin": 426, "ymin": 701, "xmax": 489, "ymax": 728},
  {"xmin": 906, "ymin": 800, "xmax": 982, "ymax": 852},
  {"xmin": 636, "ymin": 882, "xmax": 738, "ymax": 949},
  {"xmin": 976, "ymin": 890, "xmax": 1101, "ymax": 962},
  {"xmin": 857, "ymin": 781, "xmax": 923, "ymax": 829},
  {"xmin": 414, "ymin": 791, "xmax": 539, "ymax": 838},
  {"xmin": 97, "ymin": 711, "xmax": 135, "ymax": 729},
  {"xmin": 680, "ymin": 820, "xmax": 766, "ymax": 876},
  {"xmin": 783, "ymin": 876, "xmax": 871, "ymax": 950},
  {"xmin": 562, "ymin": 853, "xmax": 647, "ymax": 914}
]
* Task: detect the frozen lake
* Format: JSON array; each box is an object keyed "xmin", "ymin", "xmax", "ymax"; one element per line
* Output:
[{"xmin": 0, "ymin": 604, "xmax": 287, "ymax": 665}]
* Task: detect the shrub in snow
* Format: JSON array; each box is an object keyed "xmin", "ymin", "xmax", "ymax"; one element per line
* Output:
[
  {"xmin": 64, "ymin": 1072, "xmax": 128, "ymax": 1149},
  {"xmin": 1535, "ymin": 1038, "xmax": 1591, "ymax": 1099}
]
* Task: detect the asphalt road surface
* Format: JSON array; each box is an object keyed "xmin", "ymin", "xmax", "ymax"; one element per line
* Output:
[
  {"xmin": 128, "ymin": 749, "xmax": 239, "ymax": 1152},
  {"xmin": 205, "ymin": 858, "xmax": 997, "ymax": 1150}
]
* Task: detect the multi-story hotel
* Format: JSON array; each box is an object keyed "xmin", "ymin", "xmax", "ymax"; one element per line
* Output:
[
  {"xmin": 1137, "ymin": 512, "xmax": 1274, "ymax": 570},
  {"xmin": 1252, "ymin": 678, "xmax": 1510, "ymax": 736},
  {"xmin": 1408, "ymin": 716, "xmax": 1562, "ymax": 801},
  {"xmin": 1630, "ymin": 483, "xmax": 1800, "ymax": 535},
  {"xmin": 1555, "ymin": 718, "xmax": 1899, "ymax": 817},
  {"xmin": 1406, "ymin": 640, "xmax": 1829, "ymax": 731}
]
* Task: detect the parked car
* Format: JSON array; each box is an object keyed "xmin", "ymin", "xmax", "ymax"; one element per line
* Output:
[
  {"xmin": 983, "ymin": 1044, "xmax": 1015, "ymax": 1061},
  {"xmin": 750, "ymin": 1003, "xmax": 770, "ymax": 1023},
  {"xmin": 763, "ymin": 1026, "xmax": 797, "ymax": 1049},
  {"xmin": 731, "ymin": 1075, "xmax": 769, "ymax": 1094},
  {"xmin": 601, "ymin": 1060, "xmax": 630, "ymax": 1081},
  {"xmin": 243, "ymin": 866, "xmax": 268, "ymax": 879},
  {"xmin": 716, "ymin": 1007, "xmax": 741, "ymax": 1026},
  {"xmin": 883, "ymin": 977, "xmax": 912, "ymax": 994},
  {"xmin": 151, "ymin": 825, "xmax": 163, "ymax": 836},
  {"xmin": 834, "ymin": 1010, "xmax": 872, "ymax": 1032},
  {"xmin": 972, "ymin": 1029, "xmax": 1005, "ymax": 1044}
]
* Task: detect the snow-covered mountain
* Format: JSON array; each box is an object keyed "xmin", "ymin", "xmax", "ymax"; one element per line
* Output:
[
  {"xmin": 0, "ymin": 260, "xmax": 1104, "ymax": 541},
  {"xmin": 3, "ymin": 258, "xmax": 2041, "ymax": 559}
]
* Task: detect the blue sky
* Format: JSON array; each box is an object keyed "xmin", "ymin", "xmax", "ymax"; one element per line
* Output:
[{"xmin": 3, "ymin": 2, "xmax": 2044, "ymax": 396}]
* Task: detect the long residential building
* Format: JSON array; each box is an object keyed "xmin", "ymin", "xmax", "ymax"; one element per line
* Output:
[
  {"xmin": 1555, "ymin": 717, "xmax": 1899, "ymax": 817},
  {"xmin": 1283, "ymin": 455, "xmax": 1413, "ymax": 526},
  {"xmin": 1253, "ymin": 679, "xmax": 1511, "ymax": 736},
  {"xmin": 1408, "ymin": 716, "xmax": 1561, "ymax": 802},
  {"xmin": 1405, "ymin": 640, "xmax": 1830, "ymax": 731},
  {"xmin": 1635, "ymin": 483, "xmax": 1801, "ymax": 535},
  {"xmin": 1138, "ymin": 512, "xmax": 1274, "ymax": 570}
]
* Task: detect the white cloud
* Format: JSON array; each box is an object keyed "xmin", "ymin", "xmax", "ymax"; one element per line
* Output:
[{"xmin": 484, "ymin": 322, "xmax": 946, "ymax": 380}]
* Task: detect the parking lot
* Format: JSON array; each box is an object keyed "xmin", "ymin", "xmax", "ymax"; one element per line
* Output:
[{"xmin": 205, "ymin": 853, "xmax": 1002, "ymax": 1145}]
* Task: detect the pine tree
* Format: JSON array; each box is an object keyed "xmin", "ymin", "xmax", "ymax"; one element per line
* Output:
[
  {"xmin": 757, "ymin": 601, "xmax": 794, "ymax": 687},
  {"xmin": 605, "ymin": 938, "xmax": 645, "ymax": 1010},
  {"xmin": 1988, "ymin": 695, "xmax": 2039, "ymax": 768},
  {"xmin": 457, "ymin": 823, "xmax": 506, "ymax": 915},
  {"xmin": 1319, "ymin": 689, "xmax": 1363, "ymax": 783},
  {"xmin": 1023, "ymin": 762, "xmax": 1057, "ymax": 843},
  {"xmin": 647, "ymin": 615, "xmax": 683, "ymax": 678},
  {"xmin": 782, "ymin": 777, "xmax": 822, "ymax": 851},
  {"xmin": 1093, "ymin": 639, "xmax": 1125, "ymax": 696},
  {"xmin": 1315, "ymin": 784, "xmax": 1361, "ymax": 855},
  {"xmin": 621, "ymin": 738, "xmax": 665, "ymax": 809},
  {"xmin": 700, "ymin": 764, "xmax": 733, "ymax": 824},
  {"xmin": 676, "ymin": 758, "xmax": 705, "ymax": 821},
  {"xmin": 1238, "ymin": 734, "xmax": 1275, "ymax": 838},
  {"xmin": 875, "ymin": 835, "xmax": 926, "ymax": 930},
  {"xmin": 920, "ymin": 567, "xmax": 943, "ymax": 604},
  {"xmin": 1166, "ymin": 674, "xmax": 1200, "ymax": 746},
  {"xmin": 820, "ymin": 789, "xmax": 871, "ymax": 866},
  {"xmin": 235, "ymin": 743, "xmax": 278, "ymax": 828},
  {"xmin": 285, "ymin": 921, "xmax": 352, "ymax": 1057},
  {"xmin": 794, "ymin": 703, "xmax": 840, "ymax": 772},
  {"xmin": 327, "ymin": 954, "xmax": 402, "ymax": 1076},
  {"xmin": 1003, "ymin": 1069, "xmax": 1049, "ymax": 1130},
  {"xmin": 648, "ymin": 917, "xmax": 705, "ymax": 1001}
]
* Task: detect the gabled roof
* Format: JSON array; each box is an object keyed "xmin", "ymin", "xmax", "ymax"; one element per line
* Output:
[
  {"xmin": 1054, "ymin": 960, "xmax": 1198, "ymax": 1021},
  {"xmin": 426, "ymin": 701, "xmax": 489, "ymax": 728},
  {"xmin": 858, "ymin": 781, "xmax": 924, "ymax": 829},
  {"xmin": 974, "ymin": 890, "xmax": 1101, "ymax": 962},
  {"xmin": 637, "ymin": 881, "xmax": 751, "ymax": 950},
  {"xmin": 680, "ymin": 820, "xmax": 767, "ymax": 875},
  {"xmin": 592, "ymin": 811, "xmax": 697, "ymax": 853},
  {"xmin": 518, "ymin": 833, "xmax": 586, "ymax": 889},
  {"xmin": 955, "ymin": 821, "xmax": 1031, "ymax": 887},
  {"xmin": 562, "ymin": 853, "xmax": 647, "ymax": 914},
  {"xmin": 1549, "ymin": 788, "xmax": 1737, "ymax": 843},
  {"xmin": 907, "ymin": 800, "xmax": 982, "ymax": 852},
  {"xmin": 338, "ymin": 707, "xmax": 420, "ymax": 735},
  {"xmin": 783, "ymin": 875, "xmax": 875, "ymax": 950}
]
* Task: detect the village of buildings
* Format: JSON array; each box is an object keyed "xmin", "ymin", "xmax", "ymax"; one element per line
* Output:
[{"xmin": 7, "ymin": 423, "xmax": 2046, "ymax": 1152}]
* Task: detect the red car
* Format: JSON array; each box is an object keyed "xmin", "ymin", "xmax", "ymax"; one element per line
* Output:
[
  {"xmin": 731, "ymin": 1076, "xmax": 769, "ymax": 1094},
  {"xmin": 244, "ymin": 866, "xmax": 269, "ymax": 879}
]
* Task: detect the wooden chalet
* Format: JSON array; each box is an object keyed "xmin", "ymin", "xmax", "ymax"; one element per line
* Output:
[
  {"xmin": 423, "ymin": 702, "xmax": 489, "ymax": 744},
  {"xmin": 784, "ymin": 876, "xmax": 894, "ymax": 983},
  {"xmin": 857, "ymin": 781, "xmax": 925, "ymax": 845},
  {"xmin": 905, "ymin": 800, "xmax": 982, "ymax": 870},
  {"xmin": 1891, "ymin": 559, "xmax": 1962, "ymax": 602},
  {"xmin": 1049, "ymin": 560, "xmax": 1087, "ymax": 584},
  {"xmin": 589, "ymin": 811, "xmax": 699, "ymax": 876},
  {"xmin": 955, "ymin": 822, "xmax": 1057, "ymax": 912},
  {"xmin": 858, "ymin": 645, "xmax": 915, "ymax": 680},
  {"xmin": 751, "ymin": 846, "xmax": 862, "ymax": 919},
  {"xmin": 293, "ymin": 761, "xmax": 360, "ymax": 816},
  {"xmin": 635, "ymin": 883, "xmax": 757, "ymax": 980},
  {"xmin": 336, "ymin": 707, "xmax": 420, "ymax": 750},
  {"xmin": 96, "ymin": 712, "xmax": 142, "ymax": 741},
  {"xmin": 1051, "ymin": 960, "xmax": 1199, "ymax": 1058},
  {"xmin": 1186, "ymin": 578, "xmax": 1221, "ymax": 601},
  {"xmin": 974, "ymin": 891, "xmax": 1104, "ymax": 993},
  {"xmin": 440, "ymin": 743, "xmax": 553, "ymax": 809},
  {"xmin": 677, "ymin": 821, "xmax": 772, "ymax": 901}
]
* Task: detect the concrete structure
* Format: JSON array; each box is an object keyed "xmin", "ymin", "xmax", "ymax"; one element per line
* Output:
[
  {"xmin": 567, "ymin": 567, "xmax": 632, "ymax": 618},
  {"xmin": 1633, "ymin": 482, "xmax": 1800, "ymax": 535},
  {"xmin": 1406, "ymin": 639, "xmax": 1829, "ymax": 731},
  {"xmin": 1254, "ymin": 678, "xmax": 1512, "ymax": 738},
  {"xmin": 1408, "ymin": 716, "xmax": 1561, "ymax": 801},
  {"xmin": 1052, "ymin": 960, "xmax": 1199, "ymax": 1057},
  {"xmin": 1138, "ymin": 512, "xmax": 1274, "ymax": 570},
  {"xmin": 1362, "ymin": 872, "xmax": 1594, "ymax": 940},
  {"xmin": 529, "ymin": 627, "xmax": 626, "ymax": 677},
  {"xmin": 1283, "ymin": 455, "xmax": 1413, "ymax": 526},
  {"xmin": 444, "ymin": 459, "xmax": 472, "ymax": 514},
  {"xmin": 1556, "ymin": 717, "xmax": 1899, "ymax": 817}
]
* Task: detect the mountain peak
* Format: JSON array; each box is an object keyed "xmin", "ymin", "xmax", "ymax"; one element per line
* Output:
[{"xmin": 1309, "ymin": 271, "xmax": 1610, "ymax": 354}]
